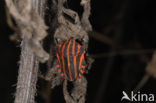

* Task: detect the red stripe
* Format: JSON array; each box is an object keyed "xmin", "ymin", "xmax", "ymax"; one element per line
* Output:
[
  {"xmin": 72, "ymin": 39, "xmax": 78, "ymax": 79},
  {"xmin": 58, "ymin": 43, "xmax": 62, "ymax": 54},
  {"xmin": 72, "ymin": 38, "xmax": 75, "ymax": 55},
  {"xmin": 67, "ymin": 39, "xmax": 72, "ymax": 81},
  {"xmin": 74, "ymin": 56, "xmax": 77, "ymax": 79}
]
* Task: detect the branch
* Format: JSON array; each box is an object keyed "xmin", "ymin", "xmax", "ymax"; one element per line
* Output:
[
  {"xmin": 90, "ymin": 49, "xmax": 154, "ymax": 58},
  {"xmin": 133, "ymin": 74, "xmax": 150, "ymax": 92},
  {"xmin": 146, "ymin": 50, "xmax": 156, "ymax": 78},
  {"xmin": 88, "ymin": 31, "xmax": 113, "ymax": 45},
  {"xmin": 133, "ymin": 50, "xmax": 156, "ymax": 92},
  {"xmin": 81, "ymin": 0, "xmax": 92, "ymax": 32}
]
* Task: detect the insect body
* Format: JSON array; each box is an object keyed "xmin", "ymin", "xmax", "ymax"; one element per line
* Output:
[{"xmin": 56, "ymin": 38, "xmax": 86, "ymax": 81}]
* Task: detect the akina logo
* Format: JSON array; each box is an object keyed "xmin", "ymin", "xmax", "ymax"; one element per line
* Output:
[{"xmin": 121, "ymin": 91, "xmax": 155, "ymax": 102}]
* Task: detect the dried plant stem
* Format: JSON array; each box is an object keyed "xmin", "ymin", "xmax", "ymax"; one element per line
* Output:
[
  {"xmin": 7, "ymin": 0, "xmax": 47, "ymax": 103},
  {"xmin": 15, "ymin": 40, "xmax": 38, "ymax": 103}
]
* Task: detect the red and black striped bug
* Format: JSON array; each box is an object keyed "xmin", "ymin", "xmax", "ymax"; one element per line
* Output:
[{"xmin": 55, "ymin": 38, "xmax": 86, "ymax": 81}]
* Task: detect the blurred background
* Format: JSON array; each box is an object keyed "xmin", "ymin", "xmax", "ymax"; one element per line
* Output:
[{"xmin": 1, "ymin": 0, "xmax": 156, "ymax": 103}]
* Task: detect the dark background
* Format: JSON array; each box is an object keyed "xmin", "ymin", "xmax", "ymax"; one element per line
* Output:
[{"xmin": 1, "ymin": 0, "xmax": 156, "ymax": 103}]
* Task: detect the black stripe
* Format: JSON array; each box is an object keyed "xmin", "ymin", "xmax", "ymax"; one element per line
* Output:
[
  {"xmin": 69, "ymin": 39, "xmax": 76, "ymax": 80},
  {"xmin": 76, "ymin": 49, "xmax": 81, "ymax": 75},
  {"xmin": 74, "ymin": 41, "xmax": 78, "ymax": 55},
  {"xmin": 74, "ymin": 41, "xmax": 79, "ymax": 78},
  {"xmin": 69, "ymin": 39, "xmax": 74, "ymax": 56}
]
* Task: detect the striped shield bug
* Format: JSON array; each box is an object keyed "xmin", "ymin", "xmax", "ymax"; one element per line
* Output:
[{"xmin": 55, "ymin": 38, "xmax": 86, "ymax": 81}]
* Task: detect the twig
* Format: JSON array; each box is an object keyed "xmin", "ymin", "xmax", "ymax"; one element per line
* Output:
[
  {"xmin": 90, "ymin": 49, "xmax": 154, "ymax": 58},
  {"xmin": 146, "ymin": 50, "xmax": 156, "ymax": 78},
  {"xmin": 81, "ymin": 0, "xmax": 92, "ymax": 32},
  {"xmin": 63, "ymin": 76, "xmax": 87, "ymax": 103},
  {"xmin": 133, "ymin": 50, "xmax": 156, "ymax": 92},
  {"xmin": 5, "ymin": 7, "xmax": 17, "ymax": 31},
  {"xmin": 88, "ymin": 31, "xmax": 113, "ymax": 45},
  {"xmin": 133, "ymin": 74, "xmax": 150, "ymax": 92},
  {"xmin": 5, "ymin": 7, "xmax": 20, "ymax": 41}
]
